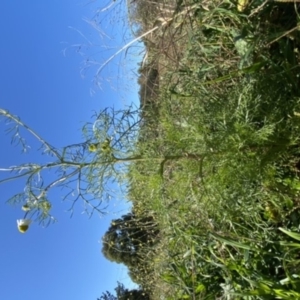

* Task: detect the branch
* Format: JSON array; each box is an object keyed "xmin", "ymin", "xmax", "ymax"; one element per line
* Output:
[
  {"xmin": 0, "ymin": 169, "xmax": 34, "ymax": 185},
  {"xmin": 0, "ymin": 108, "xmax": 62, "ymax": 160},
  {"xmin": 43, "ymin": 169, "xmax": 80, "ymax": 195}
]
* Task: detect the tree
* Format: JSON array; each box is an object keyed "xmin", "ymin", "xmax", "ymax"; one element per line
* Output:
[
  {"xmin": 98, "ymin": 282, "xmax": 150, "ymax": 300},
  {"xmin": 118, "ymin": 288, "xmax": 150, "ymax": 300},
  {"xmin": 98, "ymin": 290, "xmax": 116, "ymax": 300},
  {"xmin": 102, "ymin": 212, "xmax": 159, "ymax": 286},
  {"xmin": 101, "ymin": 213, "xmax": 158, "ymax": 266}
]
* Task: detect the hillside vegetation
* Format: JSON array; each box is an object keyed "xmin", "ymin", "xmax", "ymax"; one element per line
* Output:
[{"xmin": 102, "ymin": 0, "xmax": 300, "ymax": 299}]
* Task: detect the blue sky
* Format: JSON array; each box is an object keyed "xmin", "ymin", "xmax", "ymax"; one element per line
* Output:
[{"xmin": 0, "ymin": 1, "xmax": 142, "ymax": 299}]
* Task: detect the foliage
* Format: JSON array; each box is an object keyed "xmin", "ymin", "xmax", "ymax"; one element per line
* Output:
[
  {"xmin": 102, "ymin": 213, "xmax": 157, "ymax": 264},
  {"xmin": 98, "ymin": 282, "xmax": 150, "ymax": 300},
  {"xmin": 98, "ymin": 290, "xmax": 116, "ymax": 300},
  {"xmin": 3, "ymin": 0, "xmax": 300, "ymax": 299},
  {"xmin": 123, "ymin": 0, "xmax": 300, "ymax": 298},
  {"xmin": 102, "ymin": 212, "xmax": 159, "ymax": 288},
  {"xmin": 0, "ymin": 98, "xmax": 204, "ymax": 231}
]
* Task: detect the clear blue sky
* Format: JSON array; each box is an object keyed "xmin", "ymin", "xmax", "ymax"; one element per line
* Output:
[{"xmin": 0, "ymin": 1, "xmax": 142, "ymax": 299}]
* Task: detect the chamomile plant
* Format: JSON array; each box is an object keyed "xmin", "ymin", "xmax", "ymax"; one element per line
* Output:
[{"xmin": 1, "ymin": 105, "xmax": 142, "ymax": 229}]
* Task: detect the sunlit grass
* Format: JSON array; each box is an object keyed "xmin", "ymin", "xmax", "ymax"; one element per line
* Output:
[{"xmin": 123, "ymin": 0, "xmax": 300, "ymax": 298}]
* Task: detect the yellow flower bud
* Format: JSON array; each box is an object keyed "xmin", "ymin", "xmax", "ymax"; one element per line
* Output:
[
  {"xmin": 40, "ymin": 200, "xmax": 51, "ymax": 212},
  {"xmin": 22, "ymin": 204, "xmax": 31, "ymax": 211},
  {"xmin": 17, "ymin": 219, "xmax": 32, "ymax": 233},
  {"xmin": 101, "ymin": 138, "xmax": 111, "ymax": 153},
  {"xmin": 89, "ymin": 143, "xmax": 99, "ymax": 152}
]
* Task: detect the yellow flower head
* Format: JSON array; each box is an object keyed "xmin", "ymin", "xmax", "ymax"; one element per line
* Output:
[
  {"xmin": 40, "ymin": 200, "xmax": 51, "ymax": 212},
  {"xmin": 17, "ymin": 219, "xmax": 32, "ymax": 233},
  {"xmin": 101, "ymin": 138, "xmax": 111, "ymax": 153},
  {"xmin": 88, "ymin": 143, "xmax": 99, "ymax": 152}
]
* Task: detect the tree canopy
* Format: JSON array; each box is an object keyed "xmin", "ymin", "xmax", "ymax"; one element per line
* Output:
[
  {"xmin": 102, "ymin": 213, "xmax": 159, "ymax": 267},
  {"xmin": 98, "ymin": 282, "xmax": 150, "ymax": 300}
]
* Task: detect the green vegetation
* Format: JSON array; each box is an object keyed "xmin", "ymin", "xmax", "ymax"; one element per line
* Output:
[
  {"xmin": 99, "ymin": 282, "xmax": 150, "ymax": 300},
  {"xmin": 2, "ymin": 0, "xmax": 300, "ymax": 298},
  {"xmin": 119, "ymin": 0, "xmax": 300, "ymax": 298}
]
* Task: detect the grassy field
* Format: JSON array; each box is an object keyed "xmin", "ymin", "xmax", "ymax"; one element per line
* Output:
[{"xmin": 123, "ymin": 0, "xmax": 300, "ymax": 298}]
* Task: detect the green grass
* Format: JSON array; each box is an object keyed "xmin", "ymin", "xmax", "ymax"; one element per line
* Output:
[{"xmin": 123, "ymin": 0, "xmax": 300, "ymax": 298}]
